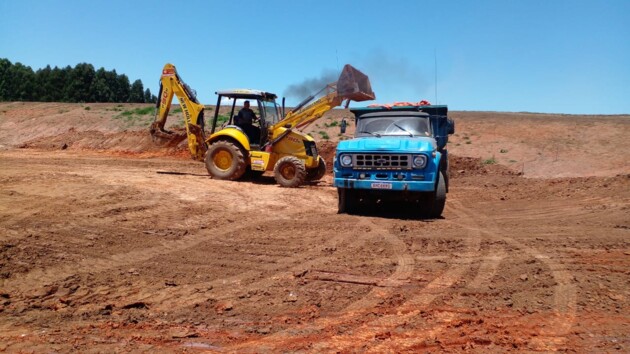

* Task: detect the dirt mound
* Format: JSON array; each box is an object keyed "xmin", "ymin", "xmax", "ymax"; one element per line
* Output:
[
  {"xmin": 449, "ymin": 155, "xmax": 519, "ymax": 178},
  {"xmin": 317, "ymin": 140, "xmax": 337, "ymax": 173},
  {"xmin": 19, "ymin": 128, "xmax": 190, "ymax": 158}
]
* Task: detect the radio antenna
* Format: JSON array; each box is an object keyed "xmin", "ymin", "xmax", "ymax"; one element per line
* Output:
[{"xmin": 434, "ymin": 48, "xmax": 438, "ymax": 105}]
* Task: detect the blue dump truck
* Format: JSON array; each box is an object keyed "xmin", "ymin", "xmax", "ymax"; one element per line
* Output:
[{"xmin": 333, "ymin": 105, "xmax": 455, "ymax": 217}]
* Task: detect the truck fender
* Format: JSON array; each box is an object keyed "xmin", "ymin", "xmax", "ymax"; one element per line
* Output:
[
  {"xmin": 437, "ymin": 150, "xmax": 449, "ymax": 192},
  {"xmin": 431, "ymin": 151, "xmax": 442, "ymax": 185}
]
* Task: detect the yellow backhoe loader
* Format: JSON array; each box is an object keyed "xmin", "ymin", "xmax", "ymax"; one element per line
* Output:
[{"xmin": 150, "ymin": 63, "xmax": 374, "ymax": 187}]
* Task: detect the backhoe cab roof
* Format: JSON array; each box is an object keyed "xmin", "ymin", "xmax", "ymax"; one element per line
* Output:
[
  {"xmin": 215, "ymin": 89, "xmax": 277, "ymax": 100},
  {"xmin": 351, "ymin": 105, "xmax": 448, "ymax": 118}
]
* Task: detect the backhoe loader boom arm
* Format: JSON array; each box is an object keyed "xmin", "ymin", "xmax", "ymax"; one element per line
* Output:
[
  {"xmin": 150, "ymin": 63, "xmax": 207, "ymax": 161},
  {"xmin": 271, "ymin": 64, "xmax": 375, "ymax": 132}
]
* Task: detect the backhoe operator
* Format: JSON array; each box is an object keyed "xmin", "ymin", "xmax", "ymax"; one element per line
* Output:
[{"xmin": 235, "ymin": 100, "xmax": 260, "ymax": 143}]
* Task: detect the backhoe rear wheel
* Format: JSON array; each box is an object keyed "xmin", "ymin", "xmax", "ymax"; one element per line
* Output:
[
  {"xmin": 306, "ymin": 157, "xmax": 327, "ymax": 182},
  {"xmin": 205, "ymin": 140, "xmax": 247, "ymax": 180},
  {"xmin": 273, "ymin": 156, "xmax": 306, "ymax": 188}
]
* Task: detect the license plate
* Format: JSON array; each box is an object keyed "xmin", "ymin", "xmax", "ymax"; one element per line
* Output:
[{"xmin": 371, "ymin": 182, "xmax": 392, "ymax": 189}]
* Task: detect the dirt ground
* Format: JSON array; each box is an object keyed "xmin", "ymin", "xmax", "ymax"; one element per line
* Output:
[{"xmin": 0, "ymin": 102, "xmax": 629, "ymax": 352}]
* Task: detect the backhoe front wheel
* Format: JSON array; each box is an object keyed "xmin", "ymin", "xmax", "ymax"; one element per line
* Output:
[
  {"xmin": 205, "ymin": 140, "xmax": 247, "ymax": 180},
  {"xmin": 273, "ymin": 156, "xmax": 306, "ymax": 188},
  {"xmin": 306, "ymin": 157, "xmax": 327, "ymax": 182}
]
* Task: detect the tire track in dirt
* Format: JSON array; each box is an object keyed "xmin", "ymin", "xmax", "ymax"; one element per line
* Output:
[
  {"xmin": 1, "ymin": 215, "xmax": 273, "ymax": 295},
  {"xmin": 136, "ymin": 212, "xmax": 415, "ymax": 316},
  {"xmin": 363, "ymin": 199, "xmax": 485, "ymax": 352},
  {"xmin": 230, "ymin": 200, "xmax": 484, "ymax": 352},
  {"xmin": 448, "ymin": 201, "xmax": 578, "ymax": 351},
  {"xmin": 129, "ymin": 215, "xmax": 379, "ymax": 312},
  {"xmin": 225, "ymin": 215, "xmax": 418, "ymax": 351}
]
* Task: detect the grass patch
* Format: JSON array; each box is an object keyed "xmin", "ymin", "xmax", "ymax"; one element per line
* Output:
[
  {"xmin": 115, "ymin": 106, "xmax": 155, "ymax": 127},
  {"xmin": 483, "ymin": 156, "xmax": 497, "ymax": 165},
  {"xmin": 500, "ymin": 148, "xmax": 508, "ymax": 153},
  {"xmin": 216, "ymin": 114, "xmax": 230, "ymax": 125},
  {"xmin": 465, "ymin": 141, "xmax": 472, "ymax": 144},
  {"xmin": 84, "ymin": 106, "xmax": 91, "ymax": 111},
  {"xmin": 318, "ymin": 131, "xmax": 330, "ymax": 140}
]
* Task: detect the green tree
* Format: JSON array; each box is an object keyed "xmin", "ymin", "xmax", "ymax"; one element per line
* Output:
[
  {"xmin": 67, "ymin": 63, "xmax": 95, "ymax": 102},
  {"xmin": 116, "ymin": 74, "xmax": 131, "ymax": 102},
  {"xmin": 90, "ymin": 68, "xmax": 113, "ymax": 102},
  {"xmin": 0, "ymin": 58, "xmax": 151, "ymax": 103},
  {"xmin": 144, "ymin": 88, "xmax": 152, "ymax": 103},
  {"xmin": 129, "ymin": 79, "xmax": 145, "ymax": 103},
  {"xmin": 9, "ymin": 62, "xmax": 36, "ymax": 101},
  {"xmin": 35, "ymin": 65, "xmax": 54, "ymax": 101},
  {"xmin": 57, "ymin": 65, "xmax": 73, "ymax": 101},
  {"xmin": 0, "ymin": 58, "xmax": 12, "ymax": 100}
]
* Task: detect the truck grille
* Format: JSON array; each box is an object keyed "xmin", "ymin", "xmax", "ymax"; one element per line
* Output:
[{"xmin": 354, "ymin": 154, "xmax": 412, "ymax": 170}]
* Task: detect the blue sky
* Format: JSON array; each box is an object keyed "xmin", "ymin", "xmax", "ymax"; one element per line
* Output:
[{"xmin": 1, "ymin": 0, "xmax": 629, "ymax": 114}]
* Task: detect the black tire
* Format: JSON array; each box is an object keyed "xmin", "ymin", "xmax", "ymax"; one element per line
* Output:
[
  {"xmin": 338, "ymin": 188, "xmax": 358, "ymax": 214},
  {"xmin": 273, "ymin": 156, "xmax": 307, "ymax": 188},
  {"xmin": 427, "ymin": 171, "xmax": 446, "ymax": 218},
  {"xmin": 205, "ymin": 140, "xmax": 247, "ymax": 180},
  {"xmin": 306, "ymin": 157, "xmax": 327, "ymax": 181}
]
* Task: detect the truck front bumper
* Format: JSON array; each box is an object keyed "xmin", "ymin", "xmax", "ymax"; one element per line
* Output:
[{"xmin": 333, "ymin": 178, "xmax": 436, "ymax": 192}]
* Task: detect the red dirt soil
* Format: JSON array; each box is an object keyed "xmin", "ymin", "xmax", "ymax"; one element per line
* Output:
[{"xmin": 0, "ymin": 102, "xmax": 629, "ymax": 352}]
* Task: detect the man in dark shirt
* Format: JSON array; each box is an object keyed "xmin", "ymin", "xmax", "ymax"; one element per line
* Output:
[
  {"xmin": 236, "ymin": 100, "xmax": 257, "ymax": 125},
  {"xmin": 236, "ymin": 100, "xmax": 260, "ymax": 143}
]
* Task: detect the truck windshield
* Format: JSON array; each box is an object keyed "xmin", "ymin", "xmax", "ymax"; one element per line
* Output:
[{"xmin": 356, "ymin": 116, "xmax": 431, "ymax": 137}]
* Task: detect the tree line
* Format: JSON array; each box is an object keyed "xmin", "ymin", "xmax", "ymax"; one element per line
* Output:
[{"xmin": 0, "ymin": 58, "xmax": 157, "ymax": 103}]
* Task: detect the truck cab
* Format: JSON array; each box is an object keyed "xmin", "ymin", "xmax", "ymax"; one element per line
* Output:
[{"xmin": 333, "ymin": 105, "xmax": 454, "ymax": 217}]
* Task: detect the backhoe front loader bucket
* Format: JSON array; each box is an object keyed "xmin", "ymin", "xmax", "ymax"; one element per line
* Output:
[{"xmin": 336, "ymin": 64, "xmax": 375, "ymax": 102}]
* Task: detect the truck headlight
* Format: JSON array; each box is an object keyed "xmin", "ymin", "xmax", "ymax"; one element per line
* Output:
[
  {"xmin": 339, "ymin": 154, "xmax": 353, "ymax": 167},
  {"xmin": 413, "ymin": 155, "xmax": 427, "ymax": 168}
]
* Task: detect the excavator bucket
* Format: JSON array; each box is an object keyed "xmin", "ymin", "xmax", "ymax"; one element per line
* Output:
[{"xmin": 336, "ymin": 64, "xmax": 375, "ymax": 102}]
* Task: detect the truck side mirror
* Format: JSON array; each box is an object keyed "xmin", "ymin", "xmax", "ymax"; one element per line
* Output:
[
  {"xmin": 447, "ymin": 119, "xmax": 455, "ymax": 135},
  {"xmin": 340, "ymin": 118, "xmax": 347, "ymax": 134}
]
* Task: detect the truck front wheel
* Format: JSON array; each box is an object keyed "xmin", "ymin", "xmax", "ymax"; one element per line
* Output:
[
  {"xmin": 426, "ymin": 172, "xmax": 446, "ymax": 218},
  {"xmin": 338, "ymin": 188, "xmax": 358, "ymax": 214},
  {"xmin": 205, "ymin": 140, "xmax": 247, "ymax": 180}
]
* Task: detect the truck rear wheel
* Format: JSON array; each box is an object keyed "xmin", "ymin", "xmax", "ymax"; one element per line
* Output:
[
  {"xmin": 205, "ymin": 140, "xmax": 247, "ymax": 180},
  {"xmin": 273, "ymin": 156, "xmax": 306, "ymax": 188},
  {"xmin": 426, "ymin": 171, "xmax": 446, "ymax": 218},
  {"xmin": 306, "ymin": 157, "xmax": 327, "ymax": 182},
  {"xmin": 338, "ymin": 188, "xmax": 358, "ymax": 214}
]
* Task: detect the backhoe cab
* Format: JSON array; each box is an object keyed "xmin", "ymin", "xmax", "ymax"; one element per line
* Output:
[{"xmin": 205, "ymin": 64, "xmax": 374, "ymax": 187}]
